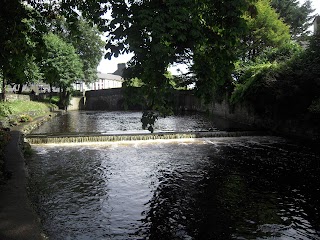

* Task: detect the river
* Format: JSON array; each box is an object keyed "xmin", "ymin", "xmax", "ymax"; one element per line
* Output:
[{"xmin": 27, "ymin": 111, "xmax": 320, "ymax": 239}]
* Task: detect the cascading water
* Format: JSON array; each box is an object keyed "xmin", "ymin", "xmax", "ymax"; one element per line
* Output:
[
  {"xmin": 26, "ymin": 131, "xmax": 267, "ymax": 144},
  {"xmin": 26, "ymin": 111, "xmax": 320, "ymax": 240}
]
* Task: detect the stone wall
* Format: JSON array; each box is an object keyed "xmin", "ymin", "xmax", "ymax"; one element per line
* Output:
[
  {"xmin": 83, "ymin": 88, "xmax": 204, "ymax": 112},
  {"xmin": 84, "ymin": 88, "xmax": 125, "ymax": 110},
  {"xmin": 2, "ymin": 93, "xmax": 31, "ymax": 102},
  {"xmin": 208, "ymin": 99, "xmax": 319, "ymax": 140},
  {"xmin": 80, "ymin": 88, "xmax": 319, "ymax": 140},
  {"xmin": 68, "ymin": 97, "xmax": 84, "ymax": 111}
]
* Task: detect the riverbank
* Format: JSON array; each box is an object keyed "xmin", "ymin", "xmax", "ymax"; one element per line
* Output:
[
  {"xmin": 0, "ymin": 111, "xmax": 61, "ymax": 239},
  {"xmin": 0, "ymin": 131, "xmax": 46, "ymax": 240}
]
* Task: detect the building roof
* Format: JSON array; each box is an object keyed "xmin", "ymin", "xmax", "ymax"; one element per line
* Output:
[{"xmin": 97, "ymin": 72, "xmax": 123, "ymax": 82}]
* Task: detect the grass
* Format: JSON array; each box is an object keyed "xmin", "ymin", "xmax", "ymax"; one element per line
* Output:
[
  {"xmin": 0, "ymin": 100, "xmax": 57, "ymax": 126},
  {"xmin": 1, "ymin": 100, "xmax": 55, "ymax": 116},
  {"xmin": 0, "ymin": 99, "xmax": 58, "ymax": 185}
]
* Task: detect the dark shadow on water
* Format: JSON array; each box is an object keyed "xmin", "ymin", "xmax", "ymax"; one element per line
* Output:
[{"xmin": 137, "ymin": 139, "xmax": 320, "ymax": 239}]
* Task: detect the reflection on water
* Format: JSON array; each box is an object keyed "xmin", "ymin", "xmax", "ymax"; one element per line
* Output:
[
  {"xmin": 27, "ymin": 136, "xmax": 320, "ymax": 240},
  {"xmin": 32, "ymin": 111, "xmax": 214, "ymax": 134},
  {"xmin": 31, "ymin": 111, "xmax": 249, "ymax": 134}
]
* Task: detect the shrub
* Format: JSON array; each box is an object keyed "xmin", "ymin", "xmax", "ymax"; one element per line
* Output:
[
  {"xmin": 19, "ymin": 114, "xmax": 33, "ymax": 123},
  {"xmin": 0, "ymin": 103, "xmax": 12, "ymax": 117},
  {"xmin": 309, "ymin": 98, "xmax": 320, "ymax": 113}
]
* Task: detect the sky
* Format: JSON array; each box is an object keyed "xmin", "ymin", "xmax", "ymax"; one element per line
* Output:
[{"xmin": 97, "ymin": 0, "xmax": 320, "ymax": 74}]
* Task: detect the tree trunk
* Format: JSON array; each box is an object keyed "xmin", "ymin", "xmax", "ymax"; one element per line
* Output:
[
  {"xmin": 58, "ymin": 86, "xmax": 63, "ymax": 108},
  {"xmin": 1, "ymin": 78, "xmax": 6, "ymax": 101},
  {"xmin": 49, "ymin": 83, "xmax": 53, "ymax": 101},
  {"xmin": 18, "ymin": 84, "xmax": 23, "ymax": 94}
]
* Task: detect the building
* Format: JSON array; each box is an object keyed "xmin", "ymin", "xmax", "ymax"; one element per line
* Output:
[
  {"xmin": 73, "ymin": 63, "xmax": 125, "ymax": 92},
  {"xmin": 74, "ymin": 72, "xmax": 123, "ymax": 92}
]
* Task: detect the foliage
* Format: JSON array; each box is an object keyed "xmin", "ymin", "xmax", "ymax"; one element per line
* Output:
[
  {"xmin": 26, "ymin": 0, "xmax": 107, "ymax": 29},
  {"xmin": 231, "ymin": 0, "xmax": 297, "ymax": 110},
  {"xmin": 231, "ymin": 33, "xmax": 320, "ymax": 118},
  {"xmin": 0, "ymin": 1, "xmax": 44, "ymax": 99},
  {"xmin": 0, "ymin": 103, "xmax": 12, "ymax": 117},
  {"xmin": 1, "ymin": 0, "xmax": 106, "ymax": 101},
  {"xmin": 234, "ymin": 41, "xmax": 302, "ymax": 82},
  {"xmin": 240, "ymin": 0, "xmax": 291, "ymax": 61},
  {"xmin": 107, "ymin": 0, "xmax": 254, "ymax": 107},
  {"xmin": 50, "ymin": 17, "xmax": 105, "ymax": 83},
  {"xmin": 41, "ymin": 33, "xmax": 83, "ymax": 109},
  {"xmin": 141, "ymin": 111, "xmax": 158, "ymax": 133},
  {"xmin": 231, "ymin": 62, "xmax": 283, "ymax": 105},
  {"xmin": 308, "ymin": 98, "xmax": 320, "ymax": 113},
  {"xmin": 47, "ymin": 96, "xmax": 60, "ymax": 105},
  {"xmin": 124, "ymin": 78, "xmax": 144, "ymax": 88},
  {"xmin": 41, "ymin": 33, "xmax": 83, "ymax": 89},
  {"xmin": 71, "ymin": 90, "xmax": 83, "ymax": 97},
  {"xmin": 0, "ymin": 100, "xmax": 55, "ymax": 120},
  {"xmin": 271, "ymin": 0, "xmax": 316, "ymax": 41},
  {"xmin": 19, "ymin": 114, "xmax": 33, "ymax": 123}
]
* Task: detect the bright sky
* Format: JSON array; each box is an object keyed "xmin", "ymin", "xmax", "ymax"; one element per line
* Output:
[{"xmin": 97, "ymin": 0, "xmax": 320, "ymax": 74}]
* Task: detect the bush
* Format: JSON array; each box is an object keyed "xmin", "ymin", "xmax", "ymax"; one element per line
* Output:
[
  {"xmin": 309, "ymin": 98, "xmax": 320, "ymax": 113},
  {"xmin": 231, "ymin": 35, "xmax": 320, "ymax": 118},
  {"xmin": 19, "ymin": 114, "xmax": 33, "ymax": 123},
  {"xmin": 0, "ymin": 103, "xmax": 12, "ymax": 117},
  {"xmin": 71, "ymin": 90, "xmax": 83, "ymax": 97},
  {"xmin": 231, "ymin": 62, "xmax": 282, "ymax": 104}
]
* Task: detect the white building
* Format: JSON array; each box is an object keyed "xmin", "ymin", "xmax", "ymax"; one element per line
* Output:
[
  {"xmin": 74, "ymin": 63, "xmax": 125, "ymax": 92},
  {"xmin": 74, "ymin": 72, "xmax": 123, "ymax": 92}
]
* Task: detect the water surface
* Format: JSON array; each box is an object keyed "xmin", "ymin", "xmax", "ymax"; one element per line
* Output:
[
  {"xmin": 32, "ymin": 111, "xmax": 248, "ymax": 134},
  {"xmin": 28, "ymin": 137, "xmax": 320, "ymax": 239},
  {"xmin": 33, "ymin": 111, "xmax": 216, "ymax": 133}
]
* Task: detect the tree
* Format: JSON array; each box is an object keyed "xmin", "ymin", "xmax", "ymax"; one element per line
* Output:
[
  {"xmin": 49, "ymin": 17, "xmax": 105, "ymax": 83},
  {"xmin": 0, "ymin": 0, "xmax": 106, "ymax": 100},
  {"xmin": 0, "ymin": 0, "xmax": 43, "ymax": 100},
  {"xmin": 106, "ymin": 0, "xmax": 254, "ymax": 130},
  {"xmin": 26, "ymin": 0, "xmax": 107, "ymax": 29},
  {"xmin": 67, "ymin": 19, "xmax": 104, "ymax": 83},
  {"xmin": 271, "ymin": 0, "xmax": 315, "ymax": 41},
  {"xmin": 239, "ymin": 0, "xmax": 291, "ymax": 61},
  {"xmin": 41, "ymin": 33, "xmax": 83, "ymax": 109}
]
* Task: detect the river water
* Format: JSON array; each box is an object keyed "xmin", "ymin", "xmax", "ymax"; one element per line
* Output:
[{"xmin": 27, "ymin": 111, "xmax": 320, "ymax": 240}]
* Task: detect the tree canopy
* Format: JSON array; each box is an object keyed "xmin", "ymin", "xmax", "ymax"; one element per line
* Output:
[
  {"xmin": 41, "ymin": 33, "xmax": 83, "ymax": 108},
  {"xmin": 0, "ymin": 0, "xmax": 43, "ymax": 99},
  {"xmin": 107, "ymin": 0, "xmax": 254, "ymax": 103},
  {"xmin": 0, "ymin": 0, "xmax": 317, "ymax": 130},
  {"xmin": 241, "ymin": 0, "xmax": 291, "ymax": 61},
  {"xmin": 41, "ymin": 33, "xmax": 83, "ymax": 90},
  {"xmin": 271, "ymin": 0, "xmax": 315, "ymax": 41},
  {"xmin": 48, "ymin": 17, "xmax": 105, "ymax": 83},
  {"xmin": 0, "ymin": 0, "xmax": 105, "ymax": 100}
]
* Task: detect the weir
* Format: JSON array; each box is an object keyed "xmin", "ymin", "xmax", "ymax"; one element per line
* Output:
[{"xmin": 25, "ymin": 131, "xmax": 267, "ymax": 144}]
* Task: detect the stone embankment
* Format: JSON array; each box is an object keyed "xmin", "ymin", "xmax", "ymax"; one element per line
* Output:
[
  {"xmin": 0, "ymin": 131, "xmax": 46, "ymax": 240},
  {"xmin": 82, "ymin": 88, "xmax": 319, "ymax": 141},
  {"xmin": 0, "ymin": 112, "xmax": 62, "ymax": 240}
]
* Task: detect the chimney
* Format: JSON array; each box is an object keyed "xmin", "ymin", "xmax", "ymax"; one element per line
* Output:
[{"xmin": 113, "ymin": 63, "xmax": 126, "ymax": 76}]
